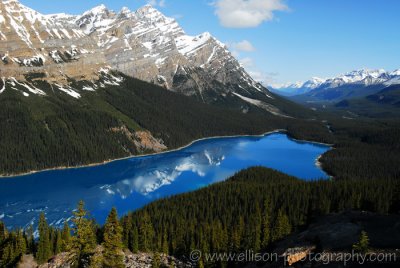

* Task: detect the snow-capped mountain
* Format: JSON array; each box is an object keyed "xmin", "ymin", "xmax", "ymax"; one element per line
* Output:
[
  {"xmin": 271, "ymin": 77, "xmax": 326, "ymax": 96},
  {"xmin": 320, "ymin": 69, "xmax": 399, "ymax": 88},
  {"xmin": 0, "ymin": 0, "xmax": 268, "ymax": 103},
  {"xmin": 0, "ymin": 0, "xmax": 102, "ymax": 81},
  {"xmin": 273, "ymin": 69, "xmax": 400, "ymax": 101},
  {"xmin": 75, "ymin": 4, "xmax": 266, "ymax": 100}
]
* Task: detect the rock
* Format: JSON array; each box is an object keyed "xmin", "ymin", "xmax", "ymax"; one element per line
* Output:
[
  {"xmin": 18, "ymin": 254, "xmax": 38, "ymax": 268},
  {"xmin": 0, "ymin": 0, "xmax": 270, "ymax": 105},
  {"xmin": 22, "ymin": 250, "xmax": 192, "ymax": 268},
  {"xmin": 110, "ymin": 126, "xmax": 167, "ymax": 153},
  {"xmin": 124, "ymin": 251, "xmax": 192, "ymax": 268},
  {"xmin": 0, "ymin": 0, "xmax": 105, "ymax": 82},
  {"xmin": 282, "ymin": 246, "xmax": 316, "ymax": 266},
  {"xmin": 38, "ymin": 252, "xmax": 71, "ymax": 268},
  {"xmin": 275, "ymin": 211, "xmax": 400, "ymax": 252}
]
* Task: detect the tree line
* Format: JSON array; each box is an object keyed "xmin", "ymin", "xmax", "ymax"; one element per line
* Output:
[
  {"xmin": 121, "ymin": 167, "xmax": 399, "ymax": 266},
  {"xmin": 1, "ymin": 73, "xmax": 400, "ymax": 185},
  {"xmin": 0, "ymin": 201, "xmax": 125, "ymax": 268},
  {"xmin": 1, "ymin": 167, "xmax": 399, "ymax": 267}
]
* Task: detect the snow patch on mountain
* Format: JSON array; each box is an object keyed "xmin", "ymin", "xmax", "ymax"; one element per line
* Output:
[
  {"xmin": 176, "ymin": 32, "xmax": 212, "ymax": 56},
  {"xmin": 10, "ymin": 77, "xmax": 46, "ymax": 96},
  {"xmin": 232, "ymin": 92, "xmax": 288, "ymax": 117},
  {"xmin": 55, "ymin": 84, "xmax": 81, "ymax": 99},
  {"xmin": 273, "ymin": 69, "xmax": 400, "ymax": 96},
  {"xmin": 0, "ymin": 77, "xmax": 5, "ymax": 94}
]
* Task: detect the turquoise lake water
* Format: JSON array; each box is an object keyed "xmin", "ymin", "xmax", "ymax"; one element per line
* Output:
[{"xmin": 0, "ymin": 133, "xmax": 330, "ymax": 229}]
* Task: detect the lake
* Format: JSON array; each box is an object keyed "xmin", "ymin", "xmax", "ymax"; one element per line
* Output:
[{"xmin": 0, "ymin": 132, "xmax": 330, "ymax": 229}]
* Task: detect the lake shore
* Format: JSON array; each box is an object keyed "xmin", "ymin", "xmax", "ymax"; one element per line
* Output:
[{"xmin": 0, "ymin": 129, "xmax": 332, "ymax": 178}]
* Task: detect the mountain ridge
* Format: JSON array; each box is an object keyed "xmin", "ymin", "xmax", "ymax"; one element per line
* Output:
[
  {"xmin": 0, "ymin": 0, "xmax": 269, "ymax": 104},
  {"xmin": 272, "ymin": 68, "xmax": 400, "ymax": 99}
]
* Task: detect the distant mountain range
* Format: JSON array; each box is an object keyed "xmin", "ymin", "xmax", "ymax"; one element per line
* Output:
[{"xmin": 271, "ymin": 69, "xmax": 400, "ymax": 102}]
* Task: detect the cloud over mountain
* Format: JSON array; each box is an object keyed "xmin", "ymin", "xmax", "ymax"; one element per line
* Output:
[
  {"xmin": 214, "ymin": 0, "xmax": 287, "ymax": 28},
  {"xmin": 232, "ymin": 40, "xmax": 256, "ymax": 52}
]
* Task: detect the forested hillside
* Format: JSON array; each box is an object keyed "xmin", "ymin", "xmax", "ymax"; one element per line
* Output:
[
  {"xmin": 288, "ymin": 116, "xmax": 400, "ymax": 180},
  {"xmin": 0, "ymin": 74, "xmax": 310, "ymax": 175},
  {"xmin": 3, "ymin": 72, "xmax": 400, "ymax": 183},
  {"xmin": 1, "ymin": 167, "xmax": 399, "ymax": 267},
  {"xmin": 121, "ymin": 167, "xmax": 400, "ymax": 263},
  {"xmin": 331, "ymin": 84, "xmax": 400, "ymax": 118}
]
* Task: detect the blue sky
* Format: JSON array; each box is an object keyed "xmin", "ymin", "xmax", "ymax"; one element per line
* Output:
[{"xmin": 20, "ymin": 0, "xmax": 400, "ymax": 85}]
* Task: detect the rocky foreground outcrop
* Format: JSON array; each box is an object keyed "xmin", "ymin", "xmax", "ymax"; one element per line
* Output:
[
  {"xmin": 256, "ymin": 211, "xmax": 400, "ymax": 267},
  {"xmin": 19, "ymin": 250, "xmax": 193, "ymax": 268}
]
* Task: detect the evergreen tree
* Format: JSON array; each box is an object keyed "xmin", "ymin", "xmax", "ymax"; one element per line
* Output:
[
  {"xmin": 121, "ymin": 216, "xmax": 132, "ymax": 249},
  {"xmin": 262, "ymin": 199, "xmax": 272, "ymax": 249},
  {"xmin": 0, "ymin": 221, "xmax": 6, "ymax": 244},
  {"xmin": 102, "ymin": 208, "xmax": 124, "ymax": 268},
  {"xmin": 36, "ymin": 213, "xmax": 52, "ymax": 264},
  {"xmin": 61, "ymin": 222, "xmax": 71, "ymax": 252},
  {"xmin": 16, "ymin": 230, "xmax": 27, "ymax": 256},
  {"xmin": 272, "ymin": 209, "xmax": 291, "ymax": 242},
  {"xmin": 1, "ymin": 235, "xmax": 13, "ymax": 266},
  {"xmin": 162, "ymin": 232, "xmax": 169, "ymax": 254},
  {"xmin": 25, "ymin": 225, "xmax": 35, "ymax": 254},
  {"xmin": 252, "ymin": 204, "xmax": 262, "ymax": 252},
  {"xmin": 54, "ymin": 230, "xmax": 63, "ymax": 255},
  {"xmin": 49, "ymin": 228, "xmax": 56, "ymax": 254},
  {"xmin": 131, "ymin": 226, "xmax": 139, "ymax": 253},
  {"xmin": 139, "ymin": 212, "xmax": 154, "ymax": 252},
  {"xmin": 353, "ymin": 231, "xmax": 370, "ymax": 254},
  {"xmin": 69, "ymin": 201, "xmax": 97, "ymax": 268}
]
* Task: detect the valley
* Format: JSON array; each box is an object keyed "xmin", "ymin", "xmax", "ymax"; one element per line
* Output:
[
  {"xmin": 0, "ymin": 0, "xmax": 399, "ymax": 267},
  {"xmin": 0, "ymin": 72, "xmax": 314, "ymax": 176},
  {"xmin": 0, "ymin": 133, "xmax": 330, "ymax": 230}
]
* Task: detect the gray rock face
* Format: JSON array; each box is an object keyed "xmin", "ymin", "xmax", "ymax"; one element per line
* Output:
[
  {"xmin": 0, "ymin": 0, "xmax": 105, "ymax": 82},
  {"xmin": 75, "ymin": 4, "xmax": 267, "ymax": 101},
  {"xmin": 0, "ymin": 0, "xmax": 270, "ymax": 103}
]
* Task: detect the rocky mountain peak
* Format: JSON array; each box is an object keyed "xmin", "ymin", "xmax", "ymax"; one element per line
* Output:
[
  {"xmin": 79, "ymin": 4, "xmax": 110, "ymax": 21},
  {"xmin": 0, "ymin": 1, "xmax": 274, "ymax": 110},
  {"xmin": 0, "ymin": 0, "xmax": 104, "ymax": 83},
  {"xmin": 76, "ymin": 4, "xmax": 116, "ymax": 34},
  {"xmin": 135, "ymin": 4, "xmax": 170, "ymax": 23},
  {"xmin": 391, "ymin": 69, "xmax": 400, "ymax": 76},
  {"xmin": 88, "ymin": 4, "xmax": 108, "ymax": 14},
  {"xmin": 119, "ymin": 7, "xmax": 132, "ymax": 16}
]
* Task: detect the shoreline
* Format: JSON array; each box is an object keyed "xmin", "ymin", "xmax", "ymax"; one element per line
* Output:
[{"xmin": 0, "ymin": 129, "xmax": 333, "ymax": 179}]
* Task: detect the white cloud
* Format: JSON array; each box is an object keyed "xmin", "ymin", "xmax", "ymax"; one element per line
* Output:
[
  {"xmin": 238, "ymin": 57, "xmax": 278, "ymax": 86},
  {"xmin": 214, "ymin": 0, "xmax": 288, "ymax": 28},
  {"xmin": 232, "ymin": 40, "xmax": 256, "ymax": 52},
  {"xmin": 249, "ymin": 70, "xmax": 279, "ymax": 86},
  {"xmin": 239, "ymin": 57, "xmax": 254, "ymax": 68},
  {"xmin": 146, "ymin": 0, "xmax": 166, "ymax": 7}
]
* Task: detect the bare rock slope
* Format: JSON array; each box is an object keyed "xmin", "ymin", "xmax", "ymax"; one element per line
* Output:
[{"xmin": 0, "ymin": 0, "xmax": 273, "ymax": 105}]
